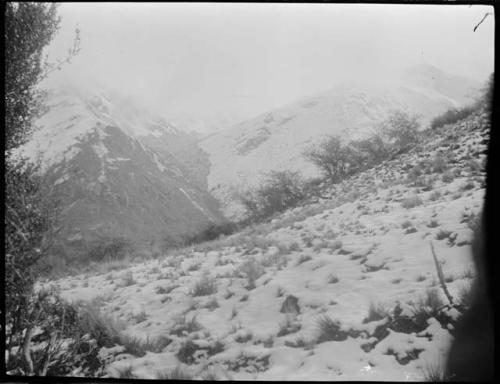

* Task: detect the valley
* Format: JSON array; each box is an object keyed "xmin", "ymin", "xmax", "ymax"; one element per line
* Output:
[{"xmin": 33, "ymin": 109, "xmax": 488, "ymax": 380}]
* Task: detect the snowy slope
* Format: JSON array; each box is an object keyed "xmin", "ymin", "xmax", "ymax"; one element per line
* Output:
[
  {"xmin": 16, "ymin": 84, "xmax": 224, "ymax": 260},
  {"xmin": 42, "ymin": 110, "xmax": 489, "ymax": 380},
  {"xmin": 200, "ymin": 66, "xmax": 479, "ymax": 219}
]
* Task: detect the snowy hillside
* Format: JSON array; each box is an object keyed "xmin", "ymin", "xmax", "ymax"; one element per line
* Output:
[
  {"xmin": 16, "ymin": 85, "xmax": 225, "ymax": 261},
  {"xmin": 38, "ymin": 110, "xmax": 489, "ymax": 380},
  {"xmin": 200, "ymin": 66, "xmax": 479, "ymax": 219}
]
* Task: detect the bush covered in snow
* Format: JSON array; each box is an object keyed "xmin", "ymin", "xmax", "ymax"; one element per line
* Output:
[{"xmin": 239, "ymin": 170, "xmax": 307, "ymax": 222}]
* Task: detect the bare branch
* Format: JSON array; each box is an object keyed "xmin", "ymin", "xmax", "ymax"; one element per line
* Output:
[{"xmin": 473, "ymin": 12, "xmax": 492, "ymax": 32}]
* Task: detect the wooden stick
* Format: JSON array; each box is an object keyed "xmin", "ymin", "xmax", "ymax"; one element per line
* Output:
[{"xmin": 430, "ymin": 241, "xmax": 454, "ymax": 306}]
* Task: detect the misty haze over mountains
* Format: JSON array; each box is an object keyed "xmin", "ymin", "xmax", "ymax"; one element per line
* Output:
[{"xmin": 17, "ymin": 63, "xmax": 481, "ymax": 251}]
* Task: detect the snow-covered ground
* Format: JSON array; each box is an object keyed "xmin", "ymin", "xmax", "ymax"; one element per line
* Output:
[{"xmin": 40, "ymin": 112, "xmax": 488, "ymax": 380}]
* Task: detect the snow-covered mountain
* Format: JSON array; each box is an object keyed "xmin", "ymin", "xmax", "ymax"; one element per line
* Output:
[
  {"xmin": 17, "ymin": 85, "xmax": 225, "ymax": 261},
  {"xmin": 39, "ymin": 108, "xmax": 489, "ymax": 380},
  {"xmin": 200, "ymin": 65, "xmax": 480, "ymax": 218}
]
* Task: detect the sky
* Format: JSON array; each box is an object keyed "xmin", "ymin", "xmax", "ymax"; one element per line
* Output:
[{"xmin": 44, "ymin": 3, "xmax": 495, "ymax": 131}]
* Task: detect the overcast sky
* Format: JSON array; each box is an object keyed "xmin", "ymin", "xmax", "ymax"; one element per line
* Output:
[{"xmin": 44, "ymin": 3, "xmax": 494, "ymax": 128}]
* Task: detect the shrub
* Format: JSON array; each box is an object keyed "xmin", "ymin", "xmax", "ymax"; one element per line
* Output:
[
  {"xmin": 87, "ymin": 236, "xmax": 134, "ymax": 263},
  {"xmin": 430, "ymin": 155, "xmax": 448, "ymax": 173},
  {"xmin": 379, "ymin": 110, "xmax": 421, "ymax": 153},
  {"xmin": 304, "ymin": 136, "xmax": 366, "ymax": 183},
  {"xmin": 401, "ymin": 195, "xmax": 423, "ymax": 209},
  {"xmin": 184, "ymin": 221, "xmax": 238, "ymax": 245},
  {"xmin": 7, "ymin": 289, "xmax": 92, "ymax": 376},
  {"xmin": 191, "ymin": 275, "xmax": 217, "ymax": 296},
  {"xmin": 430, "ymin": 105, "xmax": 476, "ymax": 130},
  {"xmin": 350, "ymin": 134, "xmax": 392, "ymax": 167},
  {"xmin": 441, "ymin": 171, "xmax": 455, "ymax": 183},
  {"xmin": 239, "ymin": 171, "xmax": 307, "ymax": 221}
]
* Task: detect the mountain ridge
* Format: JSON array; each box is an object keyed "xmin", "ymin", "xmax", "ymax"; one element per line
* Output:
[
  {"xmin": 199, "ymin": 65, "xmax": 480, "ymax": 219},
  {"xmin": 16, "ymin": 85, "xmax": 225, "ymax": 263}
]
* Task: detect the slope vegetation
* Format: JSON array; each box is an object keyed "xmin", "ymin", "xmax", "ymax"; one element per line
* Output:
[{"xmin": 37, "ymin": 110, "xmax": 489, "ymax": 379}]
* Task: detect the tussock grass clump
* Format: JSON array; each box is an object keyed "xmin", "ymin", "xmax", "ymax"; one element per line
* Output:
[
  {"xmin": 363, "ymin": 302, "xmax": 389, "ymax": 323},
  {"xmin": 280, "ymin": 295, "xmax": 300, "ymax": 315},
  {"xmin": 460, "ymin": 181, "xmax": 475, "ymax": 191},
  {"xmin": 156, "ymin": 366, "xmax": 193, "ymax": 380},
  {"xmin": 207, "ymin": 340, "xmax": 225, "ymax": 356},
  {"xmin": 461, "ymin": 267, "xmax": 474, "ymax": 280},
  {"xmin": 187, "ymin": 262, "xmax": 201, "ymax": 271},
  {"xmin": 296, "ymin": 255, "xmax": 312, "ymax": 266},
  {"xmin": 239, "ymin": 258, "xmax": 265, "ymax": 289},
  {"xmin": 120, "ymin": 271, "xmax": 136, "ymax": 287},
  {"xmin": 201, "ymin": 371, "xmax": 220, "ymax": 380},
  {"xmin": 78, "ymin": 302, "xmax": 124, "ymax": 348},
  {"xmin": 327, "ymin": 274, "xmax": 340, "ymax": 284},
  {"xmin": 132, "ymin": 310, "xmax": 148, "ymax": 324},
  {"xmin": 315, "ymin": 316, "xmax": 348, "ymax": 343},
  {"xmin": 458, "ymin": 281, "xmax": 474, "ymax": 308},
  {"xmin": 235, "ymin": 331, "xmax": 253, "ymax": 343},
  {"xmin": 415, "ymin": 274, "xmax": 427, "ymax": 282},
  {"xmin": 435, "ymin": 229, "xmax": 452, "ymax": 240},
  {"xmin": 121, "ymin": 335, "xmax": 171, "ymax": 357},
  {"xmin": 428, "ymin": 190, "xmax": 441, "ymax": 201},
  {"xmin": 276, "ymin": 286, "xmax": 285, "ymax": 297},
  {"xmin": 401, "ymin": 220, "xmax": 413, "ymax": 229},
  {"xmin": 156, "ymin": 284, "xmax": 178, "ymax": 295},
  {"xmin": 427, "ymin": 219, "xmax": 439, "ymax": 228},
  {"xmin": 409, "ymin": 289, "xmax": 445, "ymax": 328},
  {"xmin": 421, "ymin": 362, "xmax": 447, "ymax": 382},
  {"xmin": 284, "ymin": 336, "xmax": 315, "ymax": 350},
  {"xmin": 277, "ymin": 316, "xmax": 301, "ymax": 337},
  {"xmin": 176, "ymin": 339, "xmax": 198, "ymax": 364},
  {"xmin": 204, "ymin": 297, "xmax": 219, "ymax": 310},
  {"xmin": 191, "ymin": 275, "xmax": 217, "ymax": 296},
  {"xmin": 170, "ymin": 316, "xmax": 202, "ymax": 337},
  {"xmin": 115, "ymin": 365, "xmax": 137, "ymax": 379}
]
